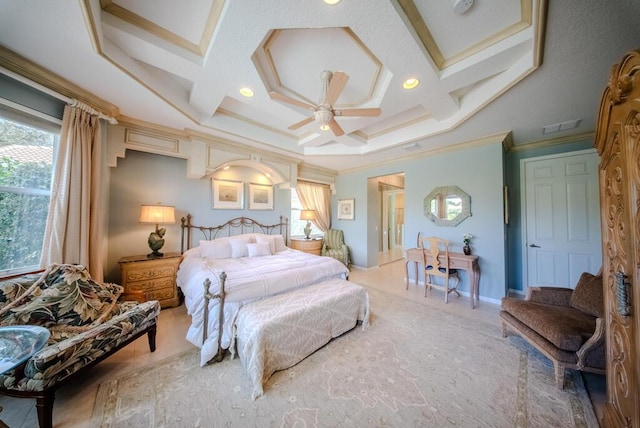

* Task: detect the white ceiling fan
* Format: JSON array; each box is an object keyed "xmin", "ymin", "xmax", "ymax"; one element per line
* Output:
[{"xmin": 269, "ymin": 70, "xmax": 382, "ymax": 137}]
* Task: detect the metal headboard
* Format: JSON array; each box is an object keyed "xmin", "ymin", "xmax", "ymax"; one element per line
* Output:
[{"xmin": 180, "ymin": 214, "xmax": 289, "ymax": 254}]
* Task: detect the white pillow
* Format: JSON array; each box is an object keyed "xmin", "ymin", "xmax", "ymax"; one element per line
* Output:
[
  {"xmin": 255, "ymin": 236, "xmax": 275, "ymax": 255},
  {"xmin": 273, "ymin": 235, "xmax": 286, "ymax": 253},
  {"xmin": 247, "ymin": 242, "xmax": 272, "ymax": 257},
  {"xmin": 230, "ymin": 236, "xmax": 251, "ymax": 258},
  {"xmin": 199, "ymin": 239, "xmax": 232, "ymax": 259}
]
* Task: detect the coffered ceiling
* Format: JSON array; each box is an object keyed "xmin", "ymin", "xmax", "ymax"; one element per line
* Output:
[{"xmin": 0, "ymin": 0, "xmax": 639, "ymax": 171}]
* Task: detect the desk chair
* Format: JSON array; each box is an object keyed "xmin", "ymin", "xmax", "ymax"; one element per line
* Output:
[{"xmin": 419, "ymin": 236, "xmax": 460, "ymax": 302}]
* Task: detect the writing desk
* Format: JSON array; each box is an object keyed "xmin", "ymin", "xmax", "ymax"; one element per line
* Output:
[{"xmin": 404, "ymin": 248, "xmax": 480, "ymax": 308}]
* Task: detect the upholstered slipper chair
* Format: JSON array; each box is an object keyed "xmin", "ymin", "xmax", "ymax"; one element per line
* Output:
[
  {"xmin": 321, "ymin": 229, "xmax": 350, "ymax": 268},
  {"xmin": 500, "ymin": 272, "xmax": 605, "ymax": 389},
  {"xmin": 0, "ymin": 264, "xmax": 160, "ymax": 428}
]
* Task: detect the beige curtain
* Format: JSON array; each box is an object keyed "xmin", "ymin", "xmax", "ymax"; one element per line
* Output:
[
  {"xmin": 40, "ymin": 104, "xmax": 105, "ymax": 281},
  {"xmin": 296, "ymin": 181, "xmax": 331, "ymax": 232}
]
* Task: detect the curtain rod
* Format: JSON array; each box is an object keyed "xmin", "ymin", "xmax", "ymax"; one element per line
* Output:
[
  {"xmin": 68, "ymin": 99, "xmax": 118, "ymax": 124},
  {"xmin": 0, "ymin": 67, "xmax": 117, "ymax": 124}
]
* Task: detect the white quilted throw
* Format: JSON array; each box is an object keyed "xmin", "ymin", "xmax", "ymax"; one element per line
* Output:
[{"xmin": 233, "ymin": 279, "xmax": 370, "ymax": 399}]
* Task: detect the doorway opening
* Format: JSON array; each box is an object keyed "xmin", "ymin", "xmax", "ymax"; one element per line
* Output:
[{"xmin": 377, "ymin": 173, "xmax": 405, "ymax": 265}]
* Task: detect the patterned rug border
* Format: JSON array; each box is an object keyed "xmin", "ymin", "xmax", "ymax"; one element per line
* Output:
[{"xmin": 92, "ymin": 286, "xmax": 599, "ymax": 427}]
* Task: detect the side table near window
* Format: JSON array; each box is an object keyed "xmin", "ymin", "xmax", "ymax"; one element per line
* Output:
[
  {"xmin": 118, "ymin": 253, "xmax": 181, "ymax": 309},
  {"xmin": 0, "ymin": 325, "xmax": 50, "ymax": 428},
  {"xmin": 290, "ymin": 238, "xmax": 322, "ymax": 255}
]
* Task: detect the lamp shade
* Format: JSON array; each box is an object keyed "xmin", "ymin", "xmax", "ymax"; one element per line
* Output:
[
  {"xmin": 300, "ymin": 209, "xmax": 316, "ymax": 221},
  {"xmin": 140, "ymin": 205, "xmax": 176, "ymax": 224}
]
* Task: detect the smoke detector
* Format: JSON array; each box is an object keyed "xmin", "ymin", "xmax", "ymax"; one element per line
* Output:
[{"xmin": 453, "ymin": 0, "xmax": 473, "ymax": 14}]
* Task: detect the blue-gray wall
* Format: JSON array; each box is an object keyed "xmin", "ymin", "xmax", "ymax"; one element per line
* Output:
[
  {"xmin": 105, "ymin": 150, "xmax": 291, "ymax": 282},
  {"xmin": 105, "ymin": 138, "xmax": 596, "ymax": 302},
  {"xmin": 334, "ymin": 142, "xmax": 507, "ymax": 303}
]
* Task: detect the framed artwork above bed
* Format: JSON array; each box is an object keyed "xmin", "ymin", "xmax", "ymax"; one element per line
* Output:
[
  {"xmin": 212, "ymin": 179, "xmax": 244, "ymax": 209},
  {"xmin": 248, "ymin": 183, "xmax": 274, "ymax": 210}
]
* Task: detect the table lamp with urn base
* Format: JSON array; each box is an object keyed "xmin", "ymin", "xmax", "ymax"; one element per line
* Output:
[
  {"xmin": 300, "ymin": 209, "xmax": 317, "ymax": 239},
  {"xmin": 139, "ymin": 203, "xmax": 176, "ymax": 258}
]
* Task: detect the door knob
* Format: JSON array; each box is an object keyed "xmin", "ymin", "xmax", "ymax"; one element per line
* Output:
[{"xmin": 529, "ymin": 243, "xmax": 541, "ymax": 248}]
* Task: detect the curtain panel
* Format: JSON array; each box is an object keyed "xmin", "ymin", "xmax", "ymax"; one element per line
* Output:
[
  {"xmin": 296, "ymin": 181, "xmax": 331, "ymax": 232},
  {"xmin": 40, "ymin": 104, "xmax": 105, "ymax": 281}
]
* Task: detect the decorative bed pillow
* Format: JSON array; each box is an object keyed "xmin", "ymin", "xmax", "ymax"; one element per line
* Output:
[
  {"xmin": 254, "ymin": 233, "xmax": 286, "ymax": 253},
  {"xmin": 230, "ymin": 236, "xmax": 251, "ymax": 258},
  {"xmin": 569, "ymin": 272, "xmax": 604, "ymax": 318},
  {"xmin": 255, "ymin": 236, "xmax": 275, "ymax": 255},
  {"xmin": 199, "ymin": 239, "xmax": 233, "ymax": 259},
  {"xmin": 3, "ymin": 264, "xmax": 123, "ymax": 331},
  {"xmin": 273, "ymin": 235, "xmax": 286, "ymax": 253},
  {"xmin": 247, "ymin": 242, "xmax": 272, "ymax": 257}
]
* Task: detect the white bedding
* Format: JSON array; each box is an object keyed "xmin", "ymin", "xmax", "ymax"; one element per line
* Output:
[{"xmin": 176, "ymin": 246, "xmax": 349, "ymax": 365}]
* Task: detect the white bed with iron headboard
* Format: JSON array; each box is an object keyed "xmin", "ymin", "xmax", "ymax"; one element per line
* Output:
[{"xmin": 176, "ymin": 215, "xmax": 351, "ymax": 366}]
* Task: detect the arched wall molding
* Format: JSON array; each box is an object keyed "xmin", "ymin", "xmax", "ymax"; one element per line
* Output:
[{"xmin": 106, "ymin": 121, "xmax": 340, "ymax": 188}]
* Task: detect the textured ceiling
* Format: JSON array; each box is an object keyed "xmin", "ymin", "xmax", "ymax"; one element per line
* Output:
[{"xmin": 0, "ymin": 0, "xmax": 639, "ymax": 171}]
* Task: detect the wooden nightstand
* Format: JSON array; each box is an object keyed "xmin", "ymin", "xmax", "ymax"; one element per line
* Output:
[
  {"xmin": 290, "ymin": 238, "xmax": 322, "ymax": 255},
  {"xmin": 118, "ymin": 253, "xmax": 181, "ymax": 308}
]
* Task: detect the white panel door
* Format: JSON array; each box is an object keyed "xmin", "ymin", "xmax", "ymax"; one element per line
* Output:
[{"xmin": 523, "ymin": 150, "xmax": 601, "ymax": 289}]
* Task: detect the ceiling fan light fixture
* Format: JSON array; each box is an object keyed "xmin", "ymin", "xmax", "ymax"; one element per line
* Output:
[
  {"xmin": 239, "ymin": 87, "xmax": 254, "ymax": 97},
  {"xmin": 320, "ymin": 124, "xmax": 330, "ymax": 131},
  {"xmin": 403, "ymin": 78, "xmax": 420, "ymax": 90}
]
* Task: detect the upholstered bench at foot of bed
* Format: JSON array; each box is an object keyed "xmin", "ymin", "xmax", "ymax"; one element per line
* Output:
[{"xmin": 232, "ymin": 278, "xmax": 370, "ymax": 399}]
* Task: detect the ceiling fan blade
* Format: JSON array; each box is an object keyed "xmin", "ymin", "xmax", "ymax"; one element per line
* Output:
[
  {"xmin": 269, "ymin": 92, "xmax": 316, "ymax": 111},
  {"xmin": 324, "ymin": 72, "xmax": 349, "ymax": 106},
  {"xmin": 327, "ymin": 118, "xmax": 345, "ymax": 137},
  {"xmin": 335, "ymin": 108, "xmax": 382, "ymax": 117},
  {"xmin": 288, "ymin": 116, "xmax": 315, "ymax": 130}
]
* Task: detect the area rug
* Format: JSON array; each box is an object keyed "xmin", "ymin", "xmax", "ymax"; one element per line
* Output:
[{"xmin": 92, "ymin": 287, "xmax": 598, "ymax": 427}]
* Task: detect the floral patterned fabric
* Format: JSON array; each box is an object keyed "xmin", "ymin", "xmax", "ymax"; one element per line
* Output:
[
  {"xmin": 1, "ymin": 264, "xmax": 123, "ymax": 331},
  {"xmin": 0, "ymin": 266, "xmax": 161, "ymax": 393},
  {"xmin": 0, "ymin": 274, "xmax": 42, "ymax": 310}
]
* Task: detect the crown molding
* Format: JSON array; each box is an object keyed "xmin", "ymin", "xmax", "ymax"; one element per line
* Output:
[
  {"xmin": 0, "ymin": 44, "xmax": 119, "ymax": 117},
  {"xmin": 509, "ymin": 131, "xmax": 594, "ymax": 152},
  {"xmin": 339, "ymin": 131, "xmax": 511, "ymax": 175}
]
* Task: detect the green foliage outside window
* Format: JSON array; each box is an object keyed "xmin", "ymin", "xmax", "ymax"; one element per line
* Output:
[{"xmin": 0, "ymin": 117, "xmax": 56, "ymax": 274}]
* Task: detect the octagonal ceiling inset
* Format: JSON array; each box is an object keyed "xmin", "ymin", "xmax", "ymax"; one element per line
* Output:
[{"xmin": 255, "ymin": 28, "xmax": 384, "ymax": 109}]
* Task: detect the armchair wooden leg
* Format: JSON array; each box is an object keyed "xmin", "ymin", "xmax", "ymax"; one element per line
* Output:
[
  {"xmin": 147, "ymin": 324, "xmax": 157, "ymax": 352},
  {"xmin": 501, "ymin": 321, "xmax": 509, "ymax": 338},
  {"xmin": 35, "ymin": 394, "xmax": 54, "ymax": 428},
  {"xmin": 554, "ymin": 363, "xmax": 565, "ymax": 389}
]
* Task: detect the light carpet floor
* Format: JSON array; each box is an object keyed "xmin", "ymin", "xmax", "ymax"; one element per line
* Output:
[{"xmin": 91, "ymin": 286, "xmax": 597, "ymax": 427}]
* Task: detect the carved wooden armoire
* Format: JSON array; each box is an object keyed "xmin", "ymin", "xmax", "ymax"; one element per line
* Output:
[{"xmin": 594, "ymin": 49, "xmax": 640, "ymax": 427}]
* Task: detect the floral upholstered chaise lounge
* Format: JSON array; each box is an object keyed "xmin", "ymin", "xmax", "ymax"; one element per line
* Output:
[{"xmin": 0, "ymin": 264, "xmax": 161, "ymax": 428}]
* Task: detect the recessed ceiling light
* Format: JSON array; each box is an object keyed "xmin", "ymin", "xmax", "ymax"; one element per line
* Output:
[
  {"xmin": 403, "ymin": 78, "xmax": 420, "ymax": 89},
  {"xmin": 324, "ymin": 0, "xmax": 341, "ymax": 4},
  {"xmin": 240, "ymin": 87, "xmax": 254, "ymax": 97}
]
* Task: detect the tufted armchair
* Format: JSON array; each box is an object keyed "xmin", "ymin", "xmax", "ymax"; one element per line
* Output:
[
  {"xmin": 0, "ymin": 264, "xmax": 160, "ymax": 428},
  {"xmin": 321, "ymin": 229, "xmax": 350, "ymax": 268}
]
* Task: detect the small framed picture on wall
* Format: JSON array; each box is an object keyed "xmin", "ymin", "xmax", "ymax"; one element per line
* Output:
[
  {"xmin": 248, "ymin": 183, "xmax": 274, "ymax": 210},
  {"xmin": 212, "ymin": 179, "xmax": 244, "ymax": 209},
  {"xmin": 337, "ymin": 198, "xmax": 355, "ymax": 220}
]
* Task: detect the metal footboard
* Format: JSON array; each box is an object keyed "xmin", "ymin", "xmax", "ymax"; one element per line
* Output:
[{"xmin": 202, "ymin": 271, "xmax": 227, "ymax": 363}]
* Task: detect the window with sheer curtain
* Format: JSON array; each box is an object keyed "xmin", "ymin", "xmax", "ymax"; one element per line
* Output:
[
  {"xmin": 290, "ymin": 188, "xmax": 323, "ymax": 238},
  {"xmin": 0, "ymin": 111, "xmax": 59, "ymax": 276}
]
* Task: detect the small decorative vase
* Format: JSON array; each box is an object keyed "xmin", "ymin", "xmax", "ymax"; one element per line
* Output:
[{"xmin": 463, "ymin": 245, "xmax": 471, "ymax": 255}]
